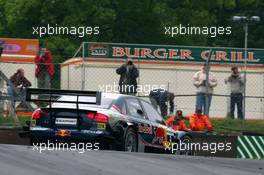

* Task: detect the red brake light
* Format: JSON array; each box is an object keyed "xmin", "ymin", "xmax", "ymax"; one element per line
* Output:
[
  {"xmin": 32, "ymin": 110, "xmax": 41, "ymax": 119},
  {"xmin": 86, "ymin": 112, "xmax": 95, "ymax": 119},
  {"xmin": 94, "ymin": 113, "xmax": 108, "ymax": 123}
]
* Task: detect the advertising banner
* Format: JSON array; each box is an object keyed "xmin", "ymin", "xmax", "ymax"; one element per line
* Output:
[
  {"xmin": 0, "ymin": 38, "xmax": 39, "ymax": 62},
  {"xmin": 84, "ymin": 42, "xmax": 264, "ymax": 66}
]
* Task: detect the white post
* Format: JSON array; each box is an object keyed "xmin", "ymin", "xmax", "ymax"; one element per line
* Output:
[
  {"xmin": 81, "ymin": 43, "xmax": 85, "ymax": 90},
  {"xmin": 243, "ymin": 23, "xmax": 248, "ymax": 120}
]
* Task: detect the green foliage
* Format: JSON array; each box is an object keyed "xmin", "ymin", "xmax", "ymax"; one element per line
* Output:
[
  {"xmin": 0, "ymin": 115, "xmax": 31, "ymax": 126},
  {"xmin": 211, "ymin": 119, "xmax": 264, "ymax": 134},
  {"xmin": 0, "ymin": 0, "xmax": 263, "ymax": 63}
]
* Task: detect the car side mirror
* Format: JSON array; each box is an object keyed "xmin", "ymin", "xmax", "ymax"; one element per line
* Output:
[{"xmin": 137, "ymin": 109, "xmax": 144, "ymax": 116}]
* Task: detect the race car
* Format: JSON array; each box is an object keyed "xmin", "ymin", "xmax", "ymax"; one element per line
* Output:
[{"xmin": 22, "ymin": 88, "xmax": 189, "ymax": 153}]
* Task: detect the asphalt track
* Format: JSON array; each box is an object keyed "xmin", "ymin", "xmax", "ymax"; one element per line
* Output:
[{"xmin": 0, "ymin": 144, "xmax": 263, "ymax": 175}]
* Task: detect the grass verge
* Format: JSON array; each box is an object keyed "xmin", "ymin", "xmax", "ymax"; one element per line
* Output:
[{"xmin": 0, "ymin": 116, "xmax": 31, "ymax": 127}]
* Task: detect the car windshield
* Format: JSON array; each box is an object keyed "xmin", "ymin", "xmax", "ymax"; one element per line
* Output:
[{"xmin": 51, "ymin": 93, "xmax": 120, "ymax": 109}]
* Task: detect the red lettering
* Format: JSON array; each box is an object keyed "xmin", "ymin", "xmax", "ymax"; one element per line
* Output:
[
  {"xmin": 180, "ymin": 49, "xmax": 193, "ymax": 60},
  {"xmin": 113, "ymin": 47, "xmax": 125, "ymax": 57},
  {"xmin": 141, "ymin": 48, "xmax": 155, "ymax": 58},
  {"xmin": 153, "ymin": 48, "xmax": 167, "ymax": 59},
  {"xmin": 216, "ymin": 51, "xmax": 228, "ymax": 61},
  {"xmin": 230, "ymin": 51, "xmax": 236, "ymax": 61},
  {"xmin": 168, "ymin": 49, "xmax": 179, "ymax": 59},
  {"xmin": 248, "ymin": 52, "xmax": 260, "ymax": 62},
  {"xmin": 237, "ymin": 52, "xmax": 244, "ymax": 62}
]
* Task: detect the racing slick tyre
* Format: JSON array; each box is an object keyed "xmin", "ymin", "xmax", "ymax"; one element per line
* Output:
[
  {"xmin": 176, "ymin": 135, "xmax": 194, "ymax": 156},
  {"xmin": 123, "ymin": 128, "xmax": 138, "ymax": 152}
]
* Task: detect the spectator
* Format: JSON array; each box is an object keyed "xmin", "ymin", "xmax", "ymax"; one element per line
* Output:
[
  {"xmin": 116, "ymin": 59, "xmax": 139, "ymax": 95},
  {"xmin": 149, "ymin": 89, "xmax": 174, "ymax": 119},
  {"xmin": 193, "ymin": 64, "xmax": 217, "ymax": 117},
  {"xmin": 189, "ymin": 109, "xmax": 213, "ymax": 132},
  {"xmin": 7, "ymin": 69, "xmax": 31, "ymax": 114},
  {"xmin": 166, "ymin": 110, "xmax": 190, "ymax": 131},
  {"xmin": 225, "ymin": 66, "xmax": 245, "ymax": 119},
  {"xmin": 35, "ymin": 47, "xmax": 54, "ymax": 89}
]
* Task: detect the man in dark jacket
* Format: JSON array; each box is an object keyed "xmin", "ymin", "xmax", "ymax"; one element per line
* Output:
[
  {"xmin": 224, "ymin": 66, "xmax": 245, "ymax": 119},
  {"xmin": 7, "ymin": 69, "xmax": 32, "ymax": 115},
  {"xmin": 116, "ymin": 60, "xmax": 139, "ymax": 95},
  {"xmin": 149, "ymin": 89, "xmax": 175, "ymax": 118}
]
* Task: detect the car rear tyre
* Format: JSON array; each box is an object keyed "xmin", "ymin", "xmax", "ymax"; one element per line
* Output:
[{"xmin": 124, "ymin": 128, "xmax": 138, "ymax": 152}]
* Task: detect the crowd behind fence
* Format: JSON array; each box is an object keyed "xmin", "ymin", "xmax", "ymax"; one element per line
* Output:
[{"xmin": 0, "ymin": 61, "xmax": 264, "ymax": 120}]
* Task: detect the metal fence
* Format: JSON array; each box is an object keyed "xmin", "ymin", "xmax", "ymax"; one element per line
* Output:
[{"xmin": 0, "ymin": 61, "xmax": 264, "ymax": 120}]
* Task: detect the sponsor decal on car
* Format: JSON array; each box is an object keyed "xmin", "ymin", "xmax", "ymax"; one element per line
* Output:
[
  {"xmin": 152, "ymin": 126, "xmax": 168, "ymax": 146},
  {"xmin": 81, "ymin": 130, "xmax": 104, "ymax": 134},
  {"xmin": 55, "ymin": 130, "xmax": 71, "ymax": 137},
  {"xmin": 55, "ymin": 118, "xmax": 77, "ymax": 125},
  {"xmin": 138, "ymin": 124, "xmax": 152, "ymax": 134}
]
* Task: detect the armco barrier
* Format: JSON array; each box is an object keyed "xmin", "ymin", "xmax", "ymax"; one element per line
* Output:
[{"xmin": 237, "ymin": 136, "xmax": 264, "ymax": 159}]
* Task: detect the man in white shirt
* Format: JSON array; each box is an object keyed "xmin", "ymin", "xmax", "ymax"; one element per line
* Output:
[{"xmin": 193, "ymin": 64, "xmax": 217, "ymax": 117}]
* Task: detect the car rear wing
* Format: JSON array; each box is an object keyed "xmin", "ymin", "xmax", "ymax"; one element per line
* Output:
[{"xmin": 26, "ymin": 88, "xmax": 102, "ymax": 106}]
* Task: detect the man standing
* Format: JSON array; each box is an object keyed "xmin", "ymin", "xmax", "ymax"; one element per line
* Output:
[
  {"xmin": 116, "ymin": 59, "xmax": 139, "ymax": 95},
  {"xmin": 225, "ymin": 66, "xmax": 245, "ymax": 119},
  {"xmin": 193, "ymin": 64, "xmax": 217, "ymax": 117},
  {"xmin": 149, "ymin": 89, "xmax": 174, "ymax": 119},
  {"xmin": 35, "ymin": 47, "xmax": 54, "ymax": 89}
]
